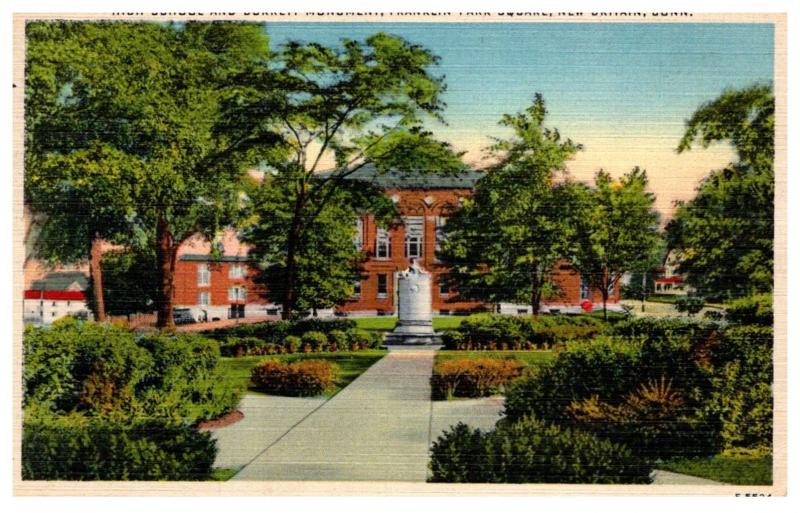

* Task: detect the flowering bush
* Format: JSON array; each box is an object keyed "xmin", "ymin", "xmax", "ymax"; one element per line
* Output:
[
  {"xmin": 431, "ymin": 358, "xmax": 525, "ymax": 400},
  {"xmin": 250, "ymin": 359, "xmax": 338, "ymax": 397}
]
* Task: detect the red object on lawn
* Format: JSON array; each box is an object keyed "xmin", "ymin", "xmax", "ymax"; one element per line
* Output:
[{"xmin": 581, "ymin": 300, "xmax": 594, "ymax": 312}]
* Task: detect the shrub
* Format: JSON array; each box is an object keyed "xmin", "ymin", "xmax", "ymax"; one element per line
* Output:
[
  {"xmin": 440, "ymin": 330, "xmax": 464, "ymax": 350},
  {"xmin": 219, "ymin": 336, "xmax": 265, "ymax": 357},
  {"xmin": 566, "ymin": 377, "xmax": 722, "ymax": 460},
  {"xmin": 503, "ymin": 334, "xmax": 721, "ymax": 460},
  {"xmin": 135, "ymin": 333, "xmax": 241, "ymax": 423},
  {"xmin": 431, "ymin": 358, "xmax": 525, "ymax": 400},
  {"xmin": 282, "ymin": 335, "xmax": 301, "ymax": 354},
  {"xmin": 445, "ymin": 314, "xmax": 608, "ymax": 351},
  {"xmin": 327, "ymin": 330, "xmax": 349, "ymax": 351},
  {"xmin": 300, "ymin": 331, "xmax": 327, "ymax": 352},
  {"xmin": 429, "ymin": 418, "xmax": 652, "ymax": 484},
  {"xmin": 368, "ymin": 331, "xmax": 384, "ymax": 349},
  {"xmin": 290, "ymin": 318, "xmax": 357, "ymax": 336},
  {"xmin": 504, "ymin": 337, "xmax": 644, "ymax": 423},
  {"xmin": 346, "ymin": 328, "xmax": 373, "ymax": 350},
  {"xmin": 23, "ymin": 319, "xmax": 241, "ymax": 424},
  {"xmin": 612, "ymin": 316, "xmax": 722, "ymax": 342},
  {"xmin": 708, "ymin": 326, "xmax": 773, "ymax": 451},
  {"xmin": 674, "ymin": 296, "xmax": 706, "ymax": 317},
  {"xmin": 22, "ymin": 413, "xmax": 216, "ymax": 480},
  {"xmin": 250, "ymin": 359, "xmax": 338, "ymax": 397},
  {"xmin": 726, "ymin": 294, "xmax": 773, "ymax": 326}
]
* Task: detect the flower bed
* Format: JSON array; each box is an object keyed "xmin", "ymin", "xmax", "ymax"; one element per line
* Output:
[
  {"xmin": 430, "ymin": 357, "xmax": 525, "ymax": 400},
  {"xmin": 250, "ymin": 359, "xmax": 339, "ymax": 397}
]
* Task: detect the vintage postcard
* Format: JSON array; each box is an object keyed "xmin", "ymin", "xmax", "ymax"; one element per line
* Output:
[{"xmin": 11, "ymin": 11, "xmax": 787, "ymax": 496}]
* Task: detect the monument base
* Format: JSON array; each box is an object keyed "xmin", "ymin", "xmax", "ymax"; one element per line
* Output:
[{"xmin": 384, "ymin": 319, "xmax": 441, "ymax": 345}]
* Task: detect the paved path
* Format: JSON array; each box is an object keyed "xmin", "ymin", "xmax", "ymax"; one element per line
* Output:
[
  {"xmin": 211, "ymin": 347, "xmax": 723, "ymax": 485},
  {"xmin": 650, "ymin": 470, "xmax": 726, "ymax": 485},
  {"xmin": 230, "ymin": 346, "xmax": 442, "ymax": 481}
]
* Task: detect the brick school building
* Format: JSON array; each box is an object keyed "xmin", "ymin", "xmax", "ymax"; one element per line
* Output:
[{"xmin": 171, "ymin": 167, "xmax": 620, "ymax": 320}]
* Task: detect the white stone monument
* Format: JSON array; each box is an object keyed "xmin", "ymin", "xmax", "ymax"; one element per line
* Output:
[{"xmin": 385, "ymin": 260, "xmax": 440, "ymax": 345}]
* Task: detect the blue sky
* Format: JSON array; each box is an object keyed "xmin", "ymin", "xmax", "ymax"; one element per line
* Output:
[{"xmin": 264, "ymin": 22, "xmax": 774, "ymax": 216}]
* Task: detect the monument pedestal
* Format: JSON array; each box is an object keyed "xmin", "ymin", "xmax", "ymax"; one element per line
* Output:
[
  {"xmin": 384, "ymin": 319, "xmax": 440, "ymax": 345},
  {"xmin": 385, "ymin": 260, "xmax": 440, "ymax": 346}
]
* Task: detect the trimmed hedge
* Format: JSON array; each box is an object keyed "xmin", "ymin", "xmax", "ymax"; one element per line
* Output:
[
  {"xmin": 215, "ymin": 323, "xmax": 382, "ymax": 357},
  {"xmin": 250, "ymin": 359, "xmax": 338, "ymax": 397},
  {"xmin": 431, "ymin": 358, "xmax": 525, "ymax": 400},
  {"xmin": 429, "ymin": 418, "xmax": 652, "ymax": 484},
  {"xmin": 207, "ymin": 318, "xmax": 356, "ymax": 343},
  {"xmin": 22, "ymin": 413, "xmax": 216, "ymax": 480},
  {"xmin": 441, "ymin": 314, "xmax": 608, "ymax": 351}
]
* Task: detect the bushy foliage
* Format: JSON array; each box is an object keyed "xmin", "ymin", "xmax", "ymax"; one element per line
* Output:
[
  {"xmin": 22, "ymin": 412, "xmax": 216, "ymax": 480},
  {"xmin": 134, "ymin": 333, "xmax": 241, "ymax": 422},
  {"xmin": 612, "ymin": 316, "xmax": 722, "ymax": 343},
  {"xmin": 346, "ymin": 328, "xmax": 383, "ymax": 349},
  {"xmin": 504, "ymin": 337, "xmax": 645, "ymax": 423},
  {"xmin": 291, "ymin": 318, "xmax": 357, "ymax": 336},
  {"xmin": 429, "ymin": 418, "xmax": 652, "ymax": 484},
  {"xmin": 708, "ymin": 326, "xmax": 773, "ymax": 450},
  {"xmin": 284, "ymin": 335, "xmax": 302, "ymax": 353},
  {"xmin": 219, "ymin": 336, "xmax": 268, "ymax": 357},
  {"xmin": 726, "ymin": 294, "xmax": 773, "ymax": 326},
  {"xmin": 23, "ymin": 318, "xmax": 241, "ymax": 423},
  {"xmin": 297, "ymin": 331, "xmax": 325, "ymax": 352},
  {"xmin": 443, "ymin": 314, "xmax": 608, "ymax": 350},
  {"xmin": 674, "ymin": 296, "xmax": 706, "ymax": 316},
  {"xmin": 566, "ymin": 378, "xmax": 720, "ymax": 460},
  {"xmin": 505, "ymin": 319, "xmax": 773, "ymax": 459},
  {"xmin": 250, "ymin": 359, "xmax": 338, "ymax": 397},
  {"xmin": 431, "ymin": 358, "xmax": 525, "ymax": 400}
]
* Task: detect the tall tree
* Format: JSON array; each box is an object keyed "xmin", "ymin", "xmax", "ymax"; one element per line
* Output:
[
  {"xmin": 242, "ymin": 175, "xmax": 395, "ymax": 316},
  {"xmin": 25, "ymin": 21, "xmax": 279, "ymax": 328},
  {"xmin": 438, "ymin": 94, "xmax": 583, "ymax": 314},
  {"xmin": 668, "ymin": 84, "xmax": 774, "ymax": 299},
  {"xmin": 571, "ymin": 168, "xmax": 662, "ymax": 319},
  {"xmin": 240, "ymin": 34, "xmax": 466, "ymax": 319}
]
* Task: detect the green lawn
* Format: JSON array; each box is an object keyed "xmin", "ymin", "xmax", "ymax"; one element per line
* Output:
[
  {"xmin": 658, "ymin": 453, "xmax": 772, "ymax": 485},
  {"xmin": 209, "ymin": 468, "xmax": 238, "ymax": 481},
  {"xmin": 218, "ymin": 350, "xmax": 387, "ymax": 397},
  {"xmin": 435, "ymin": 350, "xmax": 555, "ymax": 367}
]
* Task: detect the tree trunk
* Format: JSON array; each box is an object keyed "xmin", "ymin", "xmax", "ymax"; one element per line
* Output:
[
  {"xmin": 530, "ymin": 267, "xmax": 543, "ymax": 318},
  {"xmin": 601, "ymin": 282, "xmax": 609, "ymax": 321},
  {"xmin": 282, "ymin": 212, "xmax": 302, "ymax": 320},
  {"xmin": 89, "ymin": 236, "xmax": 106, "ymax": 322},
  {"xmin": 155, "ymin": 217, "xmax": 176, "ymax": 329}
]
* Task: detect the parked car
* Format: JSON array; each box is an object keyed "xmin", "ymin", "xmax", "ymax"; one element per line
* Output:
[{"xmin": 172, "ymin": 308, "xmax": 197, "ymax": 325}]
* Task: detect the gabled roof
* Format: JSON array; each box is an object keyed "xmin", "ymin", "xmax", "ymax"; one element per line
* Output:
[
  {"xmin": 29, "ymin": 272, "xmax": 88, "ymax": 292},
  {"xmin": 316, "ymin": 164, "xmax": 483, "ymax": 189}
]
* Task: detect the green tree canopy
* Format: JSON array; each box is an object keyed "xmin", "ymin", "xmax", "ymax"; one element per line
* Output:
[
  {"xmin": 240, "ymin": 33, "xmax": 466, "ymax": 318},
  {"xmin": 25, "ymin": 21, "xmax": 279, "ymax": 327},
  {"xmin": 571, "ymin": 168, "xmax": 662, "ymax": 319},
  {"xmin": 668, "ymin": 84, "xmax": 774, "ymax": 299},
  {"xmin": 438, "ymin": 94, "xmax": 583, "ymax": 314},
  {"xmin": 242, "ymin": 175, "xmax": 394, "ymax": 316}
]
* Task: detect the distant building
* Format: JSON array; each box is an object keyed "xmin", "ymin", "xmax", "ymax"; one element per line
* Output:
[
  {"xmin": 24, "ymin": 168, "xmax": 623, "ymax": 323},
  {"xmin": 23, "ymin": 272, "xmax": 93, "ymax": 325},
  {"xmin": 654, "ymin": 250, "xmax": 692, "ymax": 296},
  {"xmin": 172, "ymin": 167, "xmax": 620, "ymax": 319}
]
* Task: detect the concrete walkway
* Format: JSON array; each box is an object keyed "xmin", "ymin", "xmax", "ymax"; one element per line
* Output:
[
  {"xmin": 211, "ymin": 347, "xmax": 724, "ymax": 485},
  {"xmin": 231, "ymin": 346, "xmax": 440, "ymax": 481}
]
